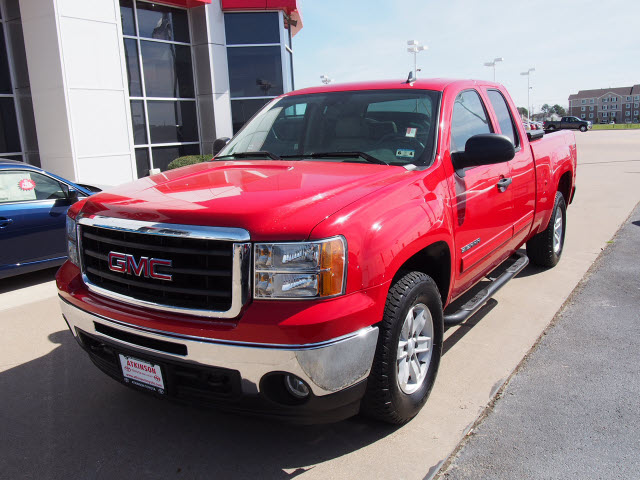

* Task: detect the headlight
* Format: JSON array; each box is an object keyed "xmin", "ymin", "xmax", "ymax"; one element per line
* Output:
[
  {"xmin": 66, "ymin": 215, "xmax": 80, "ymax": 267},
  {"xmin": 254, "ymin": 236, "xmax": 346, "ymax": 299}
]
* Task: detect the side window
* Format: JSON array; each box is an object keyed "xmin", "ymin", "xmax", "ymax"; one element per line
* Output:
[
  {"xmin": 450, "ymin": 90, "xmax": 492, "ymax": 154},
  {"xmin": 487, "ymin": 90, "xmax": 519, "ymax": 147},
  {"xmin": 0, "ymin": 170, "xmax": 66, "ymax": 204}
]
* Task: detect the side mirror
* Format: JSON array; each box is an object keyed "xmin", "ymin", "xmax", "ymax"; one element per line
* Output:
[
  {"xmin": 58, "ymin": 184, "xmax": 79, "ymax": 205},
  {"xmin": 212, "ymin": 137, "xmax": 230, "ymax": 155},
  {"xmin": 67, "ymin": 188, "xmax": 79, "ymax": 203},
  {"xmin": 452, "ymin": 134, "xmax": 515, "ymax": 177}
]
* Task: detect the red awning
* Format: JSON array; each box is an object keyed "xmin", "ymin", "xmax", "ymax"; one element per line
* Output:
[{"xmin": 221, "ymin": 0, "xmax": 303, "ymax": 35}]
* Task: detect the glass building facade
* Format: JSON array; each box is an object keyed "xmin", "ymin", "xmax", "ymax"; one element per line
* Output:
[
  {"xmin": 225, "ymin": 11, "xmax": 295, "ymax": 133},
  {"xmin": 0, "ymin": 0, "xmax": 301, "ymax": 184},
  {"xmin": 0, "ymin": 0, "xmax": 38, "ymax": 166},
  {"xmin": 120, "ymin": 0, "xmax": 200, "ymax": 176}
]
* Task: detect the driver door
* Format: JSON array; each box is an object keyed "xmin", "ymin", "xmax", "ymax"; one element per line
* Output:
[
  {"xmin": 0, "ymin": 170, "xmax": 71, "ymax": 268},
  {"xmin": 446, "ymin": 89, "xmax": 514, "ymax": 298}
]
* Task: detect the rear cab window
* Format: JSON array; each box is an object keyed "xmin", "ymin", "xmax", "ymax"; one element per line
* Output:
[{"xmin": 486, "ymin": 89, "xmax": 520, "ymax": 149}]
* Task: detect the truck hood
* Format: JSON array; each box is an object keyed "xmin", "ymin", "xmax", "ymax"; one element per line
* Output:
[{"xmin": 80, "ymin": 160, "xmax": 412, "ymax": 240}]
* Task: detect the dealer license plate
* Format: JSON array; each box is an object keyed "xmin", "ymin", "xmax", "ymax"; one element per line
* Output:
[{"xmin": 119, "ymin": 354, "xmax": 165, "ymax": 395}]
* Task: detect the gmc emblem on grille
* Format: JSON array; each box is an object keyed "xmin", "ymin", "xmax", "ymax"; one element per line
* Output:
[{"xmin": 107, "ymin": 251, "xmax": 173, "ymax": 281}]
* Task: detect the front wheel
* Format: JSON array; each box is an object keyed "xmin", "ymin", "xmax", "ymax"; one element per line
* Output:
[
  {"xmin": 526, "ymin": 191, "xmax": 567, "ymax": 267},
  {"xmin": 579, "ymin": 125, "xmax": 587, "ymax": 132},
  {"xmin": 361, "ymin": 272, "xmax": 443, "ymax": 424}
]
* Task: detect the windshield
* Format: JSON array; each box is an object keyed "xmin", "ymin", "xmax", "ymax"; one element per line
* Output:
[{"xmin": 217, "ymin": 89, "xmax": 441, "ymax": 167}]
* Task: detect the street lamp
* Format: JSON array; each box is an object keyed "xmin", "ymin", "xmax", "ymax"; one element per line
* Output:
[
  {"xmin": 483, "ymin": 57, "xmax": 504, "ymax": 82},
  {"xmin": 407, "ymin": 40, "xmax": 428, "ymax": 79},
  {"xmin": 320, "ymin": 75, "xmax": 333, "ymax": 85},
  {"xmin": 520, "ymin": 68, "xmax": 535, "ymax": 119}
]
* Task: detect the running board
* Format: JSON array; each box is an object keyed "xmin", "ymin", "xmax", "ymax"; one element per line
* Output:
[{"xmin": 443, "ymin": 252, "xmax": 529, "ymax": 326}]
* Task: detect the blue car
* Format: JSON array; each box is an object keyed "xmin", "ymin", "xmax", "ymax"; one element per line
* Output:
[{"xmin": 0, "ymin": 159, "xmax": 98, "ymax": 279}]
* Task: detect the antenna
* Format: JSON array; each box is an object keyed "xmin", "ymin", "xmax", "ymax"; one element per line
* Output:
[{"xmin": 406, "ymin": 71, "xmax": 416, "ymax": 84}]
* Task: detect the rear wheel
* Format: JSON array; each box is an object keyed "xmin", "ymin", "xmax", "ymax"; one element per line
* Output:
[
  {"xmin": 526, "ymin": 191, "xmax": 566, "ymax": 268},
  {"xmin": 547, "ymin": 125, "xmax": 556, "ymax": 132},
  {"xmin": 361, "ymin": 272, "xmax": 443, "ymax": 424}
]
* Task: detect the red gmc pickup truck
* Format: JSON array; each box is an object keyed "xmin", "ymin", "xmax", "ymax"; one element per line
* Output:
[{"xmin": 57, "ymin": 79, "xmax": 577, "ymax": 424}]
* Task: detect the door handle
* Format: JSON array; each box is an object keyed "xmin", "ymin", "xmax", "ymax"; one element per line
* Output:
[
  {"xmin": 497, "ymin": 177, "xmax": 512, "ymax": 192},
  {"xmin": 0, "ymin": 218, "xmax": 14, "ymax": 228}
]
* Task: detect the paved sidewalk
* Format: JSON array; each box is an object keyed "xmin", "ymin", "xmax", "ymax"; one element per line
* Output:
[{"xmin": 440, "ymin": 203, "xmax": 640, "ymax": 479}]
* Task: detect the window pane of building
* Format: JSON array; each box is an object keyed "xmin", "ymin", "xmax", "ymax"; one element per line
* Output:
[
  {"xmin": 147, "ymin": 100, "xmax": 198, "ymax": 143},
  {"xmin": 141, "ymin": 41, "xmax": 194, "ymax": 98},
  {"xmin": 0, "ymin": 24, "xmax": 13, "ymax": 94},
  {"xmin": 151, "ymin": 144, "xmax": 199, "ymax": 171},
  {"xmin": 283, "ymin": 49, "xmax": 294, "ymax": 91},
  {"xmin": 231, "ymin": 98, "xmax": 270, "ymax": 133},
  {"xmin": 136, "ymin": 2, "xmax": 189, "ymax": 43},
  {"xmin": 135, "ymin": 148, "xmax": 150, "ymax": 178},
  {"xmin": 123, "ymin": 38, "xmax": 142, "ymax": 97},
  {"xmin": 285, "ymin": 24, "xmax": 292, "ymax": 49},
  {"xmin": 224, "ymin": 12, "xmax": 279, "ymax": 45},
  {"xmin": 130, "ymin": 100, "xmax": 147, "ymax": 144},
  {"xmin": 0, "ymin": 97, "xmax": 20, "ymax": 153},
  {"xmin": 120, "ymin": 0, "xmax": 135, "ymax": 36},
  {"xmin": 123, "ymin": 2, "xmax": 199, "ymax": 176},
  {"xmin": 227, "ymin": 46, "xmax": 283, "ymax": 98}
]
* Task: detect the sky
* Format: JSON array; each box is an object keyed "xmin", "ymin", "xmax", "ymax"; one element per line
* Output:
[{"xmin": 292, "ymin": 0, "xmax": 640, "ymax": 112}]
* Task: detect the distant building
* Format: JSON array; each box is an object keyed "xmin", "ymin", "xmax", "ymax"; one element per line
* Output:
[{"xmin": 568, "ymin": 85, "xmax": 640, "ymax": 123}]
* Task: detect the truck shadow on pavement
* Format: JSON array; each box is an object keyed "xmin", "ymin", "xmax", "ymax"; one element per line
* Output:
[
  {"xmin": 442, "ymin": 299, "xmax": 498, "ymax": 356},
  {"xmin": 0, "ymin": 330, "xmax": 399, "ymax": 480},
  {"xmin": 442, "ymin": 249, "xmax": 536, "ymax": 354}
]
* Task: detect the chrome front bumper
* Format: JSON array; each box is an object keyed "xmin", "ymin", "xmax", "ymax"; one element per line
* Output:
[{"xmin": 59, "ymin": 297, "xmax": 378, "ymax": 397}]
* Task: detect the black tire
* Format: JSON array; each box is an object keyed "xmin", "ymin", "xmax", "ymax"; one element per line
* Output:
[
  {"xmin": 579, "ymin": 125, "xmax": 587, "ymax": 132},
  {"xmin": 547, "ymin": 125, "xmax": 556, "ymax": 132},
  {"xmin": 361, "ymin": 271, "xmax": 443, "ymax": 424},
  {"xmin": 526, "ymin": 191, "xmax": 567, "ymax": 268}
]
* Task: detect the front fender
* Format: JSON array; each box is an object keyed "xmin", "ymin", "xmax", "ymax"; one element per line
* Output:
[{"xmin": 309, "ymin": 171, "xmax": 453, "ymax": 295}]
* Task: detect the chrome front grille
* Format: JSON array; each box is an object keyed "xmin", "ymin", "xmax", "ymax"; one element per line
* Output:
[{"xmin": 77, "ymin": 216, "xmax": 251, "ymax": 318}]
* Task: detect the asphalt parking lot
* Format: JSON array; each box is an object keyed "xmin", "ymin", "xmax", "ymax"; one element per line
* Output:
[
  {"xmin": 1, "ymin": 130, "xmax": 640, "ymax": 479},
  {"xmin": 440, "ymin": 201, "xmax": 640, "ymax": 479}
]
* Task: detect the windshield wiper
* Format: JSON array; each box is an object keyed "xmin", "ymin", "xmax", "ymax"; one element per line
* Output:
[
  {"xmin": 216, "ymin": 151, "xmax": 282, "ymax": 160},
  {"xmin": 305, "ymin": 151, "xmax": 388, "ymax": 165}
]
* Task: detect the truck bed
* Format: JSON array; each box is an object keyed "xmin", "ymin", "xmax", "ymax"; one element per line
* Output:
[{"xmin": 528, "ymin": 129, "xmax": 577, "ymax": 232}]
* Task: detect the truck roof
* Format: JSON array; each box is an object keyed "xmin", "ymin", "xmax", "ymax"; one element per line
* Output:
[{"xmin": 286, "ymin": 78, "xmax": 501, "ymax": 96}]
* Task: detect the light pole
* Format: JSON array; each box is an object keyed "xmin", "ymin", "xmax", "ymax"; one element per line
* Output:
[
  {"xmin": 520, "ymin": 68, "xmax": 535, "ymax": 119},
  {"xmin": 483, "ymin": 57, "xmax": 504, "ymax": 82},
  {"xmin": 407, "ymin": 40, "xmax": 427, "ymax": 79},
  {"xmin": 320, "ymin": 75, "xmax": 333, "ymax": 85}
]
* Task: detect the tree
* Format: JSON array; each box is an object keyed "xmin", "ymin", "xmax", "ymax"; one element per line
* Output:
[
  {"xmin": 552, "ymin": 104, "xmax": 566, "ymax": 116},
  {"xmin": 517, "ymin": 107, "xmax": 528, "ymax": 118},
  {"xmin": 541, "ymin": 104, "xmax": 552, "ymax": 118}
]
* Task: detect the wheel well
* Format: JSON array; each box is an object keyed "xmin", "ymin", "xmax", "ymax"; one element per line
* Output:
[
  {"xmin": 558, "ymin": 171, "xmax": 572, "ymax": 204},
  {"xmin": 394, "ymin": 241, "xmax": 451, "ymax": 305}
]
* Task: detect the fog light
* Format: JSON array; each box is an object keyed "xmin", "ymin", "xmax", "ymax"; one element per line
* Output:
[{"xmin": 284, "ymin": 375, "xmax": 310, "ymax": 398}]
